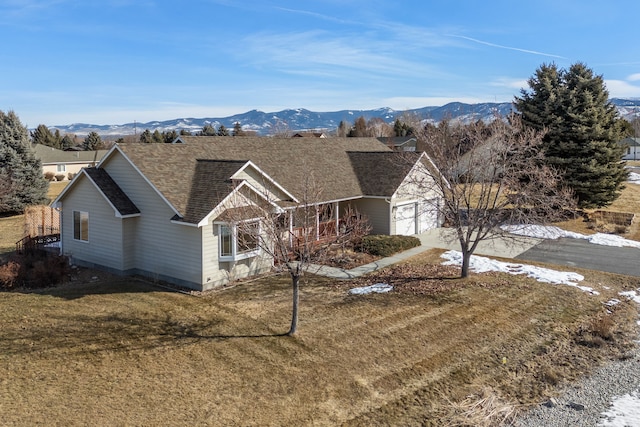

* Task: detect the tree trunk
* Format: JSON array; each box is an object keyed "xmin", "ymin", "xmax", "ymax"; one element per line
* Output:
[
  {"xmin": 288, "ymin": 273, "xmax": 300, "ymax": 335},
  {"xmin": 460, "ymin": 249, "xmax": 471, "ymax": 278}
]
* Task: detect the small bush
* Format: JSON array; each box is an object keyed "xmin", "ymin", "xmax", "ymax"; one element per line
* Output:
[
  {"xmin": 0, "ymin": 252, "xmax": 69, "ymax": 289},
  {"xmin": 67, "ymin": 172, "xmax": 76, "ymax": 180},
  {"xmin": 359, "ymin": 234, "xmax": 421, "ymax": 257},
  {"xmin": 55, "ymin": 174, "xmax": 65, "ymax": 181},
  {"xmin": 44, "ymin": 171, "xmax": 56, "ymax": 181},
  {"xmin": 0, "ymin": 261, "xmax": 20, "ymax": 289}
]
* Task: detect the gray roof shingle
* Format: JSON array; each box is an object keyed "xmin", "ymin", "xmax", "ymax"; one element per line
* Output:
[{"xmin": 83, "ymin": 167, "xmax": 140, "ymax": 217}]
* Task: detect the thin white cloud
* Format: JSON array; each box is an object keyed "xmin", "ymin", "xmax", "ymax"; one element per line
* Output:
[
  {"xmin": 627, "ymin": 73, "xmax": 640, "ymax": 82},
  {"xmin": 604, "ymin": 79, "xmax": 640, "ymax": 98},
  {"xmin": 448, "ymin": 34, "xmax": 567, "ymax": 59}
]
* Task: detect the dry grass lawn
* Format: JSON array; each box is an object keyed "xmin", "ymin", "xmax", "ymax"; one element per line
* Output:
[{"xmin": 1, "ymin": 252, "xmax": 638, "ymax": 426}]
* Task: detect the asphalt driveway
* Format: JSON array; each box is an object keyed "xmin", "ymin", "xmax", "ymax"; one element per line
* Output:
[{"xmin": 516, "ymin": 237, "xmax": 640, "ymax": 277}]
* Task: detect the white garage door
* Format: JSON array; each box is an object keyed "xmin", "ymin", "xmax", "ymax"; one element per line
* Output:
[
  {"xmin": 396, "ymin": 203, "xmax": 416, "ymax": 235},
  {"xmin": 418, "ymin": 200, "xmax": 439, "ymax": 233}
]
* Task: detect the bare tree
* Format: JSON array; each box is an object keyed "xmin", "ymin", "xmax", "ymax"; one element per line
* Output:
[
  {"xmin": 412, "ymin": 115, "xmax": 575, "ymax": 278},
  {"xmin": 225, "ymin": 173, "xmax": 370, "ymax": 335}
]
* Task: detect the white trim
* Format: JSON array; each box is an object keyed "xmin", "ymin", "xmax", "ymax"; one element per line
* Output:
[
  {"xmin": 196, "ymin": 180, "xmax": 281, "ymax": 227},
  {"xmin": 232, "ymin": 160, "xmax": 299, "ymax": 203},
  {"xmin": 216, "ymin": 221, "xmax": 262, "ymax": 261}
]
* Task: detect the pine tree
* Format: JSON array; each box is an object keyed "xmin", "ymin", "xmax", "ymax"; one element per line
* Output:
[
  {"xmin": 217, "ymin": 125, "xmax": 229, "ymax": 136},
  {"xmin": 60, "ymin": 134, "xmax": 75, "ymax": 150},
  {"xmin": 152, "ymin": 130, "xmax": 164, "ymax": 143},
  {"xmin": 139, "ymin": 129, "xmax": 152, "ymax": 143},
  {"xmin": 83, "ymin": 131, "xmax": 103, "ymax": 151},
  {"xmin": 0, "ymin": 110, "xmax": 49, "ymax": 213},
  {"xmin": 31, "ymin": 124, "xmax": 61, "ymax": 149},
  {"xmin": 515, "ymin": 62, "xmax": 627, "ymax": 208},
  {"xmin": 163, "ymin": 129, "xmax": 178, "ymax": 143},
  {"xmin": 199, "ymin": 123, "xmax": 217, "ymax": 136},
  {"xmin": 232, "ymin": 122, "xmax": 245, "ymax": 136}
]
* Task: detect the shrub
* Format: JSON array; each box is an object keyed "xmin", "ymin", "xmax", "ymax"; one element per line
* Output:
[
  {"xmin": 55, "ymin": 174, "xmax": 65, "ymax": 181},
  {"xmin": 0, "ymin": 252, "xmax": 69, "ymax": 289},
  {"xmin": 0, "ymin": 261, "xmax": 20, "ymax": 289},
  {"xmin": 44, "ymin": 171, "xmax": 56, "ymax": 181},
  {"xmin": 359, "ymin": 234, "xmax": 421, "ymax": 257},
  {"xmin": 67, "ymin": 172, "xmax": 76, "ymax": 180}
]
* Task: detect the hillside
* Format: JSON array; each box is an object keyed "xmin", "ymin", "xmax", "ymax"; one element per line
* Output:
[{"xmin": 48, "ymin": 99, "xmax": 640, "ymax": 137}]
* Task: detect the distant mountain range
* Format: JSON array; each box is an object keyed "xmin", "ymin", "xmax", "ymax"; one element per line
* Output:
[{"xmin": 49, "ymin": 99, "xmax": 640, "ymax": 137}]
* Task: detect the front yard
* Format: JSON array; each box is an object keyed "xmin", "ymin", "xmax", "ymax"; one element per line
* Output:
[{"xmin": 1, "ymin": 251, "xmax": 638, "ymax": 425}]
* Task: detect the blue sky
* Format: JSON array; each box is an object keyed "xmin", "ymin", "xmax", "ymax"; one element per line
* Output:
[{"xmin": 2, "ymin": 0, "xmax": 640, "ymax": 127}]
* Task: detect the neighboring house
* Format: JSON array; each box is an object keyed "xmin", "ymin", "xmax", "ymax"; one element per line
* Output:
[
  {"xmin": 291, "ymin": 132, "xmax": 327, "ymax": 138},
  {"xmin": 377, "ymin": 136, "xmax": 418, "ymax": 152},
  {"xmin": 620, "ymin": 137, "xmax": 640, "ymax": 160},
  {"xmin": 32, "ymin": 144, "xmax": 109, "ymax": 180},
  {"xmin": 53, "ymin": 137, "xmax": 443, "ymax": 291}
]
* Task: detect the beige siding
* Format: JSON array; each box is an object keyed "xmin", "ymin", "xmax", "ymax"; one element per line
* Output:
[
  {"xmin": 349, "ymin": 198, "xmax": 390, "ymax": 235},
  {"xmin": 43, "ymin": 163, "xmax": 92, "ymax": 180},
  {"xmin": 233, "ymin": 167, "xmax": 291, "ymax": 202},
  {"xmin": 60, "ymin": 177, "xmax": 125, "ymax": 270},
  {"xmin": 100, "ymin": 152, "xmax": 203, "ymax": 287},
  {"xmin": 202, "ymin": 220, "xmax": 272, "ymax": 290}
]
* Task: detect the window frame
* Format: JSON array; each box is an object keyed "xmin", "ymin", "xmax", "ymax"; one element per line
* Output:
[
  {"xmin": 73, "ymin": 210, "xmax": 89, "ymax": 242},
  {"xmin": 57, "ymin": 164, "xmax": 66, "ymax": 173},
  {"xmin": 217, "ymin": 220, "xmax": 261, "ymax": 261}
]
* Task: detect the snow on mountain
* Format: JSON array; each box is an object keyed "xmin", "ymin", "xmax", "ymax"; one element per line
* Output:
[{"xmin": 45, "ymin": 99, "xmax": 640, "ymax": 137}]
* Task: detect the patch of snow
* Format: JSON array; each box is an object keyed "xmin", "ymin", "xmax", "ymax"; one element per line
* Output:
[
  {"xmin": 502, "ymin": 225, "xmax": 640, "ymax": 249},
  {"xmin": 605, "ymin": 299, "xmax": 622, "ymax": 307},
  {"xmin": 619, "ymin": 289, "xmax": 640, "ymax": 304},
  {"xmin": 599, "ymin": 391, "xmax": 640, "ymax": 426},
  {"xmin": 440, "ymin": 250, "xmax": 596, "ymax": 294},
  {"xmin": 349, "ymin": 283, "xmax": 393, "ymax": 295},
  {"xmin": 627, "ymin": 172, "xmax": 640, "ymax": 184}
]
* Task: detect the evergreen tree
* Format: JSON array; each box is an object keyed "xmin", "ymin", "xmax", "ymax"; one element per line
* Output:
[
  {"xmin": 152, "ymin": 129, "xmax": 164, "ymax": 143},
  {"xmin": 60, "ymin": 134, "xmax": 75, "ymax": 150},
  {"xmin": 217, "ymin": 124, "xmax": 230, "ymax": 136},
  {"xmin": 31, "ymin": 124, "xmax": 61, "ymax": 149},
  {"xmin": 83, "ymin": 131, "xmax": 103, "ymax": 151},
  {"xmin": 232, "ymin": 122, "xmax": 245, "ymax": 136},
  {"xmin": 139, "ymin": 129, "xmax": 153, "ymax": 143},
  {"xmin": 163, "ymin": 129, "xmax": 178, "ymax": 143},
  {"xmin": 515, "ymin": 62, "xmax": 627, "ymax": 208},
  {"xmin": 179, "ymin": 129, "xmax": 192, "ymax": 136},
  {"xmin": 199, "ymin": 123, "xmax": 217, "ymax": 136},
  {"xmin": 0, "ymin": 110, "xmax": 49, "ymax": 213}
]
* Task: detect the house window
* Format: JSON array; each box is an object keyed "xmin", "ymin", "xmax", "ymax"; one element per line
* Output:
[
  {"xmin": 217, "ymin": 220, "xmax": 261, "ymax": 261},
  {"xmin": 57, "ymin": 164, "xmax": 66, "ymax": 172},
  {"xmin": 73, "ymin": 211, "xmax": 89, "ymax": 241}
]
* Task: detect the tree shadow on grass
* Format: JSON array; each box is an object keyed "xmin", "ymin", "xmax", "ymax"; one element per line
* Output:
[{"xmin": 0, "ymin": 310, "xmax": 293, "ymax": 358}]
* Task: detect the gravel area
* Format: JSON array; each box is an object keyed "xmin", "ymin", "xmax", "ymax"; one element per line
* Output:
[{"xmin": 515, "ymin": 333, "xmax": 640, "ymax": 426}]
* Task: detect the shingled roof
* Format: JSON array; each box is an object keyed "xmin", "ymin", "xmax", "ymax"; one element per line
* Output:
[
  {"xmin": 113, "ymin": 137, "xmax": 417, "ymax": 224},
  {"xmin": 83, "ymin": 167, "xmax": 140, "ymax": 217}
]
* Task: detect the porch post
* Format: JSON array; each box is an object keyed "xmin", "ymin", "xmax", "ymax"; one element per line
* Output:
[
  {"xmin": 334, "ymin": 202, "xmax": 339, "ymax": 236},
  {"xmin": 315, "ymin": 205, "xmax": 320, "ymax": 241},
  {"xmin": 288, "ymin": 212, "xmax": 294, "ymax": 246}
]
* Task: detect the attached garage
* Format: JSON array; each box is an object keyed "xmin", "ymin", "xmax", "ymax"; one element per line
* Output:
[{"xmin": 394, "ymin": 199, "xmax": 440, "ymax": 235}]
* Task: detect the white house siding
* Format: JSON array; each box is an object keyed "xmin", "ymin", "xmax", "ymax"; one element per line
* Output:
[
  {"xmin": 60, "ymin": 177, "xmax": 125, "ymax": 271},
  {"xmin": 349, "ymin": 198, "xmax": 390, "ymax": 235},
  {"xmin": 390, "ymin": 163, "xmax": 442, "ymax": 235},
  {"xmin": 99, "ymin": 153, "xmax": 203, "ymax": 288}
]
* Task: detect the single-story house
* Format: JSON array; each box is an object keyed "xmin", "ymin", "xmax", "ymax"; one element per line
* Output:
[
  {"xmin": 53, "ymin": 137, "xmax": 443, "ymax": 290},
  {"xmin": 32, "ymin": 144, "xmax": 109, "ymax": 180},
  {"xmin": 291, "ymin": 132, "xmax": 327, "ymax": 138},
  {"xmin": 619, "ymin": 137, "xmax": 640, "ymax": 160}
]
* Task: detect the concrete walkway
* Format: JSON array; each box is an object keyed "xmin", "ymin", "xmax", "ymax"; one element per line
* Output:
[{"xmin": 306, "ymin": 228, "xmax": 543, "ymax": 279}]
